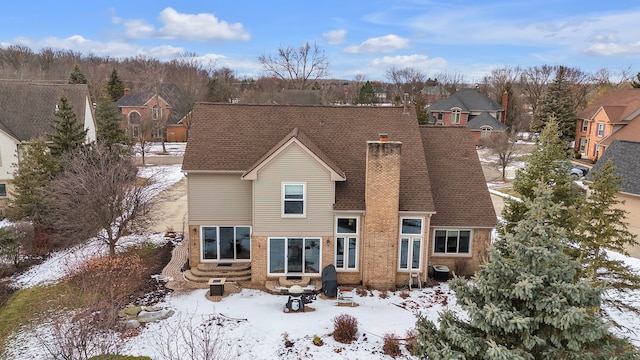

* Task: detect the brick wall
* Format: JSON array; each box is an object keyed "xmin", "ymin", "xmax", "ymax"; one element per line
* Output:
[{"xmin": 362, "ymin": 140, "xmax": 402, "ymax": 288}]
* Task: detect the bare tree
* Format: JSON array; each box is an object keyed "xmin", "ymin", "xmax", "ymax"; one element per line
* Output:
[
  {"xmin": 259, "ymin": 42, "xmax": 329, "ymax": 90},
  {"xmin": 480, "ymin": 132, "xmax": 521, "ymax": 181},
  {"xmin": 153, "ymin": 314, "xmax": 231, "ymax": 360},
  {"xmin": 385, "ymin": 66, "xmax": 426, "ymax": 104},
  {"xmin": 43, "ymin": 145, "xmax": 157, "ymax": 256},
  {"xmin": 433, "ymin": 71, "xmax": 465, "ymax": 97}
]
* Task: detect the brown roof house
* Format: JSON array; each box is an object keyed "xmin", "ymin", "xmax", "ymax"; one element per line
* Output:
[
  {"xmin": 182, "ymin": 103, "xmax": 496, "ymax": 290},
  {"xmin": 116, "ymin": 83, "xmax": 190, "ymax": 142},
  {"xmin": 574, "ymin": 88, "xmax": 640, "ymax": 162},
  {"xmin": 0, "ymin": 80, "xmax": 97, "ymax": 211}
]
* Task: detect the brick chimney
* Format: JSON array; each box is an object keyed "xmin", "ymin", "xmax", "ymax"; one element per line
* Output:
[
  {"xmin": 124, "ymin": 88, "xmax": 131, "ymax": 95},
  {"xmin": 501, "ymin": 90, "xmax": 508, "ymax": 124},
  {"xmin": 362, "ymin": 134, "xmax": 401, "ymax": 289}
]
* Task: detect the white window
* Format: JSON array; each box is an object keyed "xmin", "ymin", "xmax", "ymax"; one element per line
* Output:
[
  {"xmin": 398, "ymin": 218, "xmax": 423, "ymax": 270},
  {"xmin": 152, "ymin": 105, "xmax": 162, "ymax": 120},
  {"xmin": 282, "ymin": 183, "xmax": 305, "ymax": 217},
  {"xmin": 481, "ymin": 126, "xmax": 492, "ymax": 138},
  {"xmin": 451, "ymin": 108, "xmax": 461, "ymax": 124},
  {"xmin": 579, "ymin": 138, "xmax": 587, "ymax": 152},
  {"xmin": 581, "ymin": 120, "xmax": 589, "ymax": 132},
  {"xmin": 335, "ymin": 217, "xmax": 358, "ymax": 270},
  {"xmin": 268, "ymin": 237, "xmax": 320, "ymax": 275},
  {"xmin": 596, "ymin": 122, "xmax": 605, "ymax": 137},
  {"xmin": 131, "ymin": 125, "xmax": 140, "ymax": 138},
  {"xmin": 151, "ymin": 126, "xmax": 162, "ymax": 139},
  {"xmin": 201, "ymin": 226, "xmax": 251, "ymax": 261},
  {"xmin": 434, "ymin": 229, "xmax": 471, "ymax": 254}
]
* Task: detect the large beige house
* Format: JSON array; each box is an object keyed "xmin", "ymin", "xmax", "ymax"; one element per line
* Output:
[{"xmin": 181, "ymin": 104, "xmax": 496, "ymax": 290}]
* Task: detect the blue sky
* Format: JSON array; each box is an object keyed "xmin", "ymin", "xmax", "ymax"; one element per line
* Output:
[{"xmin": 1, "ymin": 1, "xmax": 639, "ymax": 82}]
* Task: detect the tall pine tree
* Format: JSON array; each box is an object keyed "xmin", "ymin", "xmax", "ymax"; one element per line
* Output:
[
  {"xmin": 68, "ymin": 62, "xmax": 87, "ymax": 84},
  {"xmin": 95, "ymin": 87, "xmax": 128, "ymax": 149},
  {"xmin": 48, "ymin": 93, "xmax": 88, "ymax": 157},
  {"xmin": 416, "ymin": 184, "xmax": 637, "ymax": 359},
  {"xmin": 531, "ymin": 66, "xmax": 576, "ymax": 143},
  {"xmin": 105, "ymin": 68, "xmax": 125, "ymax": 100},
  {"xmin": 6, "ymin": 138, "xmax": 60, "ymax": 224},
  {"xmin": 571, "ymin": 160, "xmax": 640, "ymax": 320},
  {"xmin": 357, "ymin": 80, "xmax": 378, "ymax": 105},
  {"xmin": 500, "ymin": 117, "xmax": 583, "ymax": 236}
]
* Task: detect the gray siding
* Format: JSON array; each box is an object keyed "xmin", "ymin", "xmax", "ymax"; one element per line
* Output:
[
  {"xmin": 253, "ymin": 144, "xmax": 335, "ymax": 235},
  {"xmin": 187, "ymin": 173, "xmax": 252, "ymax": 223}
]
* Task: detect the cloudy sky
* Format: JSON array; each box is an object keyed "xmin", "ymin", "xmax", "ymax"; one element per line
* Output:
[{"xmin": 1, "ymin": 1, "xmax": 639, "ymax": 82}]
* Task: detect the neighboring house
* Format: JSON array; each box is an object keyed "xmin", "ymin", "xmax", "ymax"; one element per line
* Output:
[
  {"xmin": 181, "ymin": 104, "xmax": 496, "ymax": 290},
  {"xmin": 585, "ymin": 140, "xmax": 640, "ymax": 257},
  {"xmin": 574, "ymin": 88, "xmax": 640, "ymax": 162},
  {"xmin": 0, "ymin": 80, "xmax": 97, "ymax": 213},
  {"xmin": 116, "ymin": 83, "xmax": 190, "ymax": 142},
  {"xmin": 428, "ymin": 88, "xmax": 507, "ymax": 145}
]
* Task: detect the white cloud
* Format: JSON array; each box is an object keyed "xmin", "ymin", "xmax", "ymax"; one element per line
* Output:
[
  {"xmin": 344, "ymin": 34, "xmax": 409, "ymax": 54},
  {"xmin": 156, "ymin": 8, "xmax": 250, "ymax": 41},
  {"xmin": 370, "ymin": 54, "xmax": 447, "ymax": 71},
  {"xmin": 583, "ymin": 41, "xmax": 640, "ymax": 56},
  {"xmin": 323, "ymin": 29, "xmax": 346, "ymax": 45}
]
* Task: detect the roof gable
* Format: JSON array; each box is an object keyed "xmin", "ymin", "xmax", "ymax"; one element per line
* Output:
[
  {"xmin": 577, "ymin": 88, "xmax": 640, "ymax": 121},
  {"xmin": 0, "ymin": 80, "xmax": 91, "ymax": 141},
  {"xmin": 183, "ymin": 104, "xmax": 435, "ymax": 212},
  {"xmin": 467, "ymin": 112, "xmax": 507, "ymax": 130},
  {"xmin": 242, "ymin": 128, "xmax": 346, "ymax": 181}
]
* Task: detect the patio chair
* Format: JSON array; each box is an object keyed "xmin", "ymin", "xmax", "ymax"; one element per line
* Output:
[{"xmin": 336, "ymin": 287, "xmax": 355, "ymax": 306}]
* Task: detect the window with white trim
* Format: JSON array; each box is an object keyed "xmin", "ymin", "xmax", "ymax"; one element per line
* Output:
[
  {"xmin": 579, "ymin": 138, "xmax": 587, "ymax": 152},
  {"xmin": 434, "ymin": 229, "xmax": 471, "ymax": 254},
  {"xmin": 282, "ymin": 183, "xmax": 305, "ymax": 217},
  {"xmin": 451, "ymin": 108, "xmax": 461, "ymax": 124},
  {"xmin": 480, "ymin": 126, "xmax": 492, "ymax": 138},
  {"xmin": 335, "ymin": 217, "xmax": 358, "ymax": 270},
  {"xmin": 596, "ymin": 122, "xmax": 605, "ymax": 137},
  {"xmin": 581, "ymin": 120, "xmax": 589, "ymax": 132},
  {"xmin": 152, "ymin": 104, "xmax": 162, "ymax": 120},
  {"xmin": 398, "ymin": 218, "xmax": 423, "ymax": 270},
  {"xmin": 268, "ymin": 237, "xmax": 320, "ymax": 274}
]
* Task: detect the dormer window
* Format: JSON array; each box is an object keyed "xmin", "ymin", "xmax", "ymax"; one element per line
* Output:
[
  {"xmin": 451, "ymin": 108, "xmax": 461, "ymax": 124},
  {"xmin": 152, "ymin": 105, "xmax": 162, "ymax": 120}
]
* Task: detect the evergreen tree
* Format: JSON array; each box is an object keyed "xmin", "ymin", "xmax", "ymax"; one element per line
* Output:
[
  {"xmin": 95, "ymin": 88, "xmax": 128, "ymax": 149},
  {"xmin": 68, "ymin": 62, "xmax": 87, "ymax": 84},
  {"xmin": 357, "ymin": 81, "xmax": 378, "ymax": 105},
  {"xmin": 105, "ymin": 68, "xmax": 125, "ymax": 100},
  {"xmin": 416, "ymin": 185, "xmax": 637, "ymax": 359},
  {"xmin": 6, "ymin": 138, "xmax": 60, "ymax": 224},
  {"xmin": 496, "ymin": 82, "xmax": 521, "ymax": 132},
  {"xmin": 531, "ymin": 66, "xmax": 576, "ymax": 143},
  {"xmin": 631, "ymin": 72, "xmax": 640, "ymax": 88},
  {"xmin": 48, "ymin": 93, "xmax": 89, "ymax": 157},
  {"xmin": 571, "ymin": 160, "xmax": 640, "ymax": 319},
  {"xmin": 500, "ymin": 117, "xmax": 584, "ymax": 236}
]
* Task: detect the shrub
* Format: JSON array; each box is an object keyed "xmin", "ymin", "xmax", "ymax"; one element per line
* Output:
[
  {"xmin": 332, "ymin": 313, "xmax": 358, "ymax": 344},
  {"xmin": 382, "ymin": 333, "xmax": 402, "ymax": 358},
  {"xmin": 379, "ymin": 290, "xmax": 389, "ymax": 299},
  {"xmin": 312, "ymin": 334, "xmax": 324, "ymax": 346},
  {"xmin": 404, "ymin": 328, "xmax": 419, "ymax": 355},
  {"xmin": 89, "ymin": 355, "xmax": 152, "ymax": 360}
]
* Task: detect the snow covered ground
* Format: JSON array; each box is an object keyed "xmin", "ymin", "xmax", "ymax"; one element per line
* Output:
[{"xmin": 4, "ymin": 144, "xmax": 640, "ymax": 359}]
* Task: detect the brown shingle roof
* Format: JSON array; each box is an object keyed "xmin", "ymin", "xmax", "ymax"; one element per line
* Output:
[
  {"xmin": 577, "ymin": 88, "xmax": 640, "ymax": 122},
  {"xmin": 599, "ymin": 116, "xmax": 640, "ymax": 147},
  {"xmin": 0, "ymin": 80, "xmax": 91, "ymax": 141},
  {"xmin": 420, "ymin": 126, "xmax": 497, "ymax": 227},
  {"xmin": 183, "ymin": 103, "xmax": 435, "ymax": 212}
]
